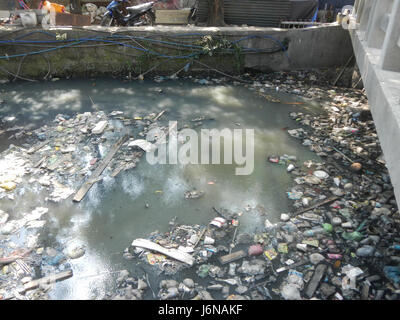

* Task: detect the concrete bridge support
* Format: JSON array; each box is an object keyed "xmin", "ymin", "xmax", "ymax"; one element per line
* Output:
[{"xmin": 350, "ymin": 0, "xmax": 400, "ymax": 206}]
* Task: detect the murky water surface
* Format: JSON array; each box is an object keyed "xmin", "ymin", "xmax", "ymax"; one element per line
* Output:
[{"xmin": 0, "ymin": 79, "xmax": 321, "ymax": 299}]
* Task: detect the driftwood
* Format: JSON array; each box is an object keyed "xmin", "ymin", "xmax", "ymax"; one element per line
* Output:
[
  {"xmin": 193, "ymin": 227, "xmax": 207, "ymax": 248},
  {"xmin": 20, "ymin": 270, "xmax": 73, "ymax": 293},
  {"xmin": 73, "ymin": 135, "xmax": 128, "ymax": 202},
  {"xmin": 27, "ymin": 140, "xmax": 49, "ymax": 154},
  {"xmin": 218, "ymin": 250, "xmax": 247, "ymax": 265},
  {"xmin": 131, "ymin": 238, "xmax": 194, "ymax": 266},
  {"xmin": 294, "ymin": 196, "xmax": 339, "ymax": 216},
  {"xmin": 0, "ymin": 250, "xmax": 31, "ymax": 265},
  {"xmin": 153, "ymin": 110, "xmax": 166, "ymax": 122}
]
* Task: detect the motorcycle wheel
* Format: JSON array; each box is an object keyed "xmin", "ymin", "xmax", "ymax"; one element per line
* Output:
[
  {"xmin": 101, "ymin": 15, "xmax": 115, "ymax": 27},
  {"xmin": 141, "ymin": 11, "xmax": 155, "ymax": 26}
]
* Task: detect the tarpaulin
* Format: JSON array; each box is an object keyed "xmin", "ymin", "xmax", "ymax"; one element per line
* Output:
[{"xmin": 290, "ymin": 0, "xmax": 319, "ymax": 20}]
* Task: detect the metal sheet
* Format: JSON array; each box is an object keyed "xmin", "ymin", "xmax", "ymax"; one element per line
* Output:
[{"xmin": 197, "ymin": 0, "xmax": 291, "ymax": 27}]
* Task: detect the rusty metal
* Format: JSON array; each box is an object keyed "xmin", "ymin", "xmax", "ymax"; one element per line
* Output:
[{"xmin": 197, "ymin": 0, "xmax": 291, "ymax": 27}]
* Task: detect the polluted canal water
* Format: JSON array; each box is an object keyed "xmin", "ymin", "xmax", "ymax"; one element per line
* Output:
[
  {"xmin": 1, "ymin": 74, "xmax": 399, "ymax": 301},
  {"xmin": 0, "ymin": 78, "xmax": 321, "ymax": 299}
]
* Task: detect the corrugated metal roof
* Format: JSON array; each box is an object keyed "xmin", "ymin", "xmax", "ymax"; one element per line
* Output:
[{"xmin": 197, "ymin": 0, "xmax": 291, "ymax": 27}]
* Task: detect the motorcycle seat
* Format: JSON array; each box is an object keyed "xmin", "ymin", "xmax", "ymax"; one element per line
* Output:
[{"xmin": 126, "ymin": 2, "xmax": 153, "ymax": 13}]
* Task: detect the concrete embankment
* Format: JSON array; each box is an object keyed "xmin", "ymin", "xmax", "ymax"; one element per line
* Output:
[{"xmin": 0, "ymin": 24, "xmax": 353, "ymax": 79}]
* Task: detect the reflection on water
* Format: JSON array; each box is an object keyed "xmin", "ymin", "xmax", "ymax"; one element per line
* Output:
[{"xmin": 0, "ymin": 79, "xmax": 321, "ymax": 299}]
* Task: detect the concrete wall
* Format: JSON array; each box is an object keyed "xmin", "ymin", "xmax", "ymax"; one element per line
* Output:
[
  {"xmin": 0, "ymin": 24, "xmax": 353, "ymax": 79},
  {"xmin": 349, "ymin": 0, "xmax": 400, "ymax": 207}
]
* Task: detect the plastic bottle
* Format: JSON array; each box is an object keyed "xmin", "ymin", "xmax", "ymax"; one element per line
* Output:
[{"xmin": 303, "ymin": 227, "xmax": 325, "ymax": 237}]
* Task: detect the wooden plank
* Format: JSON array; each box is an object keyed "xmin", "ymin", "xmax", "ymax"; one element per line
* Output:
[
  {"xmin": 153, "ymin": 110, "xmax": 166, "ymax": 122},
  {"xmin": 131, "ymin": 238, "xmax": 194, "ymax": 266},
  {"xmin": 21, "ymin": 270, "xmax": 73, "ymax": 293},
  {"xmin": 218, "ymin": 250, "xmax": 247, "ymax": 265},
  {"xmin": 294, "ymin": 196, "xmax": 339, "ymax": 216},
  {"xmin": 27, "ymin": 140, "xmax": 49, "ymax": 154},
  {"xmin": 305, "ymin": 264, "xmax": 327, "ymax": 298},
  {"xmin": 73, "ymin": 135, "xmax": 128, "ymax": 202}
]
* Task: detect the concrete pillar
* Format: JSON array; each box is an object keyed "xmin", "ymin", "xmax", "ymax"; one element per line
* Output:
[
  {"xmin": 356, "ymin": 0, "xmax": 365, "ymax": 23},
  {"xmin": 353, "ymin": 0, "xmax": 360, "ymax": 15},
  {"xmin": 359, "ymin": 0, "xmax": 374, "ymax": 32},
  {"xmin": 366, "ymin": 0, "xmax": 393, "ymax": 48},
  {"xmin": 380, "ymin": 0, "xmax": 400, "ymax": 71}
]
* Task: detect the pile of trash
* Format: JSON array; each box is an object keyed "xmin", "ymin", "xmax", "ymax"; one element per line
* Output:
[
  {"xmin": 0, "ymin": 109, "xmax": 172, "ymax": 300},
  {"xmin": 112, "ymin": 70, "xmax": 400, "ymax": 300},
  {"xmin": 82, "ymin": 3, "xmax": 107, "ymax": 24},
  {"xmin": 127, "ymin": 211, "xmax": 238, "ymax": 276}
]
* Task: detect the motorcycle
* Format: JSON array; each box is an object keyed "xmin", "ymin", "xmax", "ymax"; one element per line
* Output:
[{"xmin": 101, "ymin": 0, "xmax": 158, "ymax": 27}]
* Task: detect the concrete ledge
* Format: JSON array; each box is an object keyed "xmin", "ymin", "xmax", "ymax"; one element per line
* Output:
[{"xmin": 350, "ymin": 29, "xmax": 400, "ymax": 206}]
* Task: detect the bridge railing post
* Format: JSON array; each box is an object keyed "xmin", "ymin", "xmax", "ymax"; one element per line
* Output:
[
  {"xmin": 359, "ymin": 0, "xmax": 374, "ymax": 34},
  {"xmin": 366, "ymin": 0, "xmax": 393, "ymax": 49},
  {"xmin": 379, "ymin": 0, "xmax": 400, "ymax": 72}
]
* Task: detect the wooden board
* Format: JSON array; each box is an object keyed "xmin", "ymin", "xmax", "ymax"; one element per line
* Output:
[
  {"xmin": 21, "ymin": 270, "xmax": 73, "ymax": 293},
  {"xmin": 131, "ymin": 238, "xmax": 194, "ymax": 266},
  {"xmin": 218, "ymin": 250, "xmax": 247, "ymax": 265},
  {"xmin": 73, "ymin": 135, "xmax": 127, "ymax": 202},
  {"xmin": 304, "ymin": 264, "xmax": 327, "ymax": 298},
  {"xmin": 27, "ymin": 140, "xmax": 49, "ymax": 154}
]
